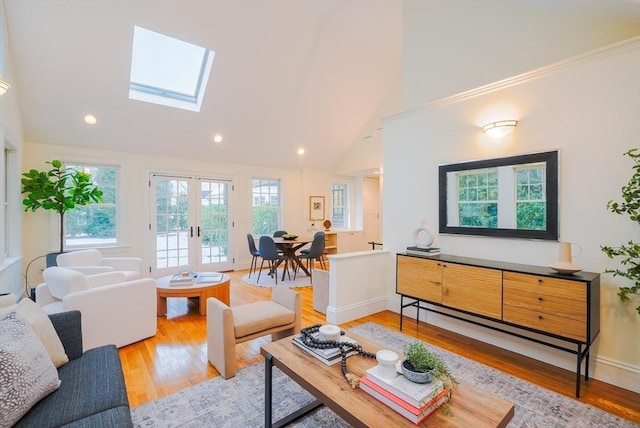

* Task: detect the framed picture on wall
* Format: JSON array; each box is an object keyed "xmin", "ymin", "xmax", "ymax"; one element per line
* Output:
[{"xmin": 309, "ymin": 196, "xmax": 325, "ymax": 221}]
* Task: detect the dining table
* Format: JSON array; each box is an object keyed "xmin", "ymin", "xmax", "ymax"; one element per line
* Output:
[{"xmin": 272, "ymin": 236, "xmax": 314, "ymax": 281}]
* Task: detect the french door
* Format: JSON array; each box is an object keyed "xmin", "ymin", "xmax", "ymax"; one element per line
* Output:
[{"xmin": 151, "ymin": 174, "xmax": 233, "ymax": 277}]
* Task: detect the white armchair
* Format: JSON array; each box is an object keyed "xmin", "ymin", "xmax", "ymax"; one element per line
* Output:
[
  {"xmin": 36, "ymin": 266, "xmax": 157, "ymax": 351},
  {"xmin": 56, "ymin": 249, "xmax": 143, "ymax": 280}
]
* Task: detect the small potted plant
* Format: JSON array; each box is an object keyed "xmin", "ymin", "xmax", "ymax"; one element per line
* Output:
[{"xmin": 402, "ymin": 341, "xmax": 458, "ymax": 387}]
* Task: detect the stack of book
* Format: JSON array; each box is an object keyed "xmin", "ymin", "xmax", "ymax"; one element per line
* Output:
[
  {"xmin": 359, "ymin": 364, "xmax": 451, "ymax": 424},
  {"xmin": 169, "ymin": 272, "xmax": 195, "ymax": 286},
  {"xmin": 406, "ymin": 246, "xmax": 440, "ymax": 256},
  {"xmin": 195, "ymin": 272, "xmax": 223, "ymax": 284},
  {"xmin": 292, "ymin": 333, "xmax": 359, "ymax": 365}
]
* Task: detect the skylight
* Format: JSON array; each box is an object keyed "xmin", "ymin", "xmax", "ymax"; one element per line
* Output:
[{"xmin": 129, "ymin": 26, "xmax": 214, "ymax": 112}]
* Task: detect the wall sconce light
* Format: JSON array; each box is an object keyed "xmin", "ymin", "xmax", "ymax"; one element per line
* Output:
[
  {"xmin": 0, "ymin": 79, "xmax": 10, "ymax": 95},
  {"xmin": 482, "ymin": 120, "xmax": 518, "ymax": 138}
]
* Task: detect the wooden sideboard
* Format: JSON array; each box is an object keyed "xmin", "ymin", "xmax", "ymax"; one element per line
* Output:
[{"xmin": 396, "ymin": 253, "xmax": 600, "ymax": 397}]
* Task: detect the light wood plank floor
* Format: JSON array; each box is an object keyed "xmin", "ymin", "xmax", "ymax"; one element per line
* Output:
[{"xmin": 119, "ymin": 269, "xmax": 640, "ymax": 423}]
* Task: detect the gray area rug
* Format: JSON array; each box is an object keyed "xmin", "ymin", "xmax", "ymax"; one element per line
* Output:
[
  {"xmin": 241, "ymin": 268, "xmax": 312, "ymax": 288},
  {"xmin": 131, "ymin": 322, "xmax": 637, "ymax": 427}
]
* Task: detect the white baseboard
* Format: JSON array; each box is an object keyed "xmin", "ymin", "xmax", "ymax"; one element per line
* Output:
[{"xmin": 326, "ymin": 296, "xmax": 387, "ymax": 325}]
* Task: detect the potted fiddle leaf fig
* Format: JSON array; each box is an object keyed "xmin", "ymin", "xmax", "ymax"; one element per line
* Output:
[
  {"xmin": 21, "ymin": 159, "xmax": 104, "ymax": 262},
  {"xmin": 402, "ymin": 341, "xmax": 458, "ymax": 388},
  {"xmin": 601, "ymin": 148, "xmax": 640, "ymax": 315}
]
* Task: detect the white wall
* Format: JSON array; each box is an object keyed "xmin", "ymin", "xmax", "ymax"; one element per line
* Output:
[
  {"xmin": 0, "ymin": 2, "xmax": 24, "ymax": 296},
  {"xmin": 403, "ymin": 1, "xmax": 640, "ymax": 108},
  {"xmin": 383, "ymin": 39, "xmax": 640, "ymax": 392},
  {"xmin": 21, "ymin": 142, "xmax": 344, "ymax": 284}
]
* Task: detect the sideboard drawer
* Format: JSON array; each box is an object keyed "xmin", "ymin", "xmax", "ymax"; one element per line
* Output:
[
  {"xmin": 503, "ymin": 282, "xmax": 586, "ymax": 322},
  {"xmin": 503, "ymin": 305, "xmax": 586, "ymax": 341},
  {"xmin": 503, "ymin": 272, "xmax": 586, "ymax": 301}
]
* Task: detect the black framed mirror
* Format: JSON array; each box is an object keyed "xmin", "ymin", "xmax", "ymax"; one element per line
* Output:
[{"xmin": 439, "ymin": 151, "xmax": 558, "ymax": 240}]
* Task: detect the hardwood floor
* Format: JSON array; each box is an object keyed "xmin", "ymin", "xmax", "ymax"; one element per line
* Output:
[{"xmin": 119, "ymin": 269, "xmax": 640, "ymax": 423}]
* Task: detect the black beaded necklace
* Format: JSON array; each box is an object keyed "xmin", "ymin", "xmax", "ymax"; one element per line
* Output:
[{"xmin": 299, "ymin": 324, "xmax": 376, "ymax": 388}]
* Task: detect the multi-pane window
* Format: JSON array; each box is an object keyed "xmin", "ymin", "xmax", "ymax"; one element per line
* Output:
[
  {"xmin": 331, "ymin": 184, "xmax": 349, "ymax": 228},
  {"xmin": 65, "ymin": 163, "xmax": 118, "ymax": 247},
  {"xmin": 515, "ymin": 165, "xmax": 546, "ymax": 230},
  {"xmin": 252, "ymin": 178, "xmax": 280, "ymax": 236},
  {"xmin": 457, "ymin": 169, "xmax": 498, "ymax": 228}
]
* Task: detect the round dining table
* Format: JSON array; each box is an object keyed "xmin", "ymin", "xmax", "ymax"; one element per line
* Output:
[{"xmin": 272, "ymin": 236, "xmax": 314, "ymax": 281}]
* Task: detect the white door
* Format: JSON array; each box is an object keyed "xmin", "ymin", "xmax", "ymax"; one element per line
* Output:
[{"xmin": 151, "ymin": 174, "xmax": 233, "ymax": 277}]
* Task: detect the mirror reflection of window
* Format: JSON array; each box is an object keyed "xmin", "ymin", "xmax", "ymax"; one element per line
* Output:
[{"xmin": 448, "ymin": 162, "xmax": 546, "ymax": 231}]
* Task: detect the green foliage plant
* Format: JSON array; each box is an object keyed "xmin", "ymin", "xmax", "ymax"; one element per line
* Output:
[
  {"xmin": 403, "ymin": 341, "xmax": 458, "ymax": 388},
  {"xmin": 21, "ymin": 159, "xmax": 104, "ymax": 254},
  {"xmin": 601, "ymin": 148, "xmax": 640, "ymax": 315}
]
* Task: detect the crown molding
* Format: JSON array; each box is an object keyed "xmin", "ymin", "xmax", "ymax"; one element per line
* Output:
[{"xmin": 383, "ymin": 36, "xmax": 640, "ymax": 124}]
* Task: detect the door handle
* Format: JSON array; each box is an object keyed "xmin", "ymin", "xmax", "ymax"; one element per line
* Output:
[
  {"xmin": 190, "ymin": 226, "xmax": 194, "ymax": 238},
  {"xmin": 197, "ymin": 226, "xmax": 201, "ymax": 237}
]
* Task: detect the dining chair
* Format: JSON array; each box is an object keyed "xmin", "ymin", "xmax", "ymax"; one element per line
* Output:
[
  {"xmin": 295, "ymin": 233, "xmax": 325, "ymax": 281},
  {"xmin": 246, "ymin": 233, "xmax": 260, "ymax": 278},
  {"xmin": 300, "ymin": 231, "xmax": 327, "ymax": 270},
  {"xmin": 272, "ymin": 230, "xmax": 288, "ymax": 255},
  {"xmin": 257, "ymin": 235, "xmax": 289, "ymax": 284}
]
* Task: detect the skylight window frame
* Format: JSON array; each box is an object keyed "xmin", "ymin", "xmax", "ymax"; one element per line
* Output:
[{"xmin": 129, "ymin": 26, "xmax": 214, "ymax": 112}]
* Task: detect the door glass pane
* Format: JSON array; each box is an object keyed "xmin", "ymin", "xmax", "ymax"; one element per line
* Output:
[
  {"xmin": 156, "ymin": 178, "xmax": 190, "ymax": 269},
  {"xmin": 200, "ymin": 180, "xmax": 228, "ymax": 264}
]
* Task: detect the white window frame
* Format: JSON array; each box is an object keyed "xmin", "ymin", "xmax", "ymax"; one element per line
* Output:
[
  {"xmin": 58, "ymin": 159, "xmax": 123, "ymax": 250},
  {"xmin": 251, "ymin": 177, "xmax": 282, "ymax": 236},
  {"xmin": 331, "ymin": 183, "xmax": 350, "ymax": 229}
]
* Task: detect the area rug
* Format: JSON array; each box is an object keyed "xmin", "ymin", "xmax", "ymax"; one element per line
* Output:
[
  {"xmin": 131, "ymin": 322, "xmax": 637, "ymax": 427},
  {"xmin": 241, "ymin": 268, "xmax": 312, "ymax": 288}
]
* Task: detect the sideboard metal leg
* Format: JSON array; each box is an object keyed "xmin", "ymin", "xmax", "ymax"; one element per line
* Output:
[
  {"xmin": 399, "ymin": 295, "xmax": 404, "ymax": 331},
  {"xmin": 575, "ymin": 344, "xmax": 582, "ymax": 398}
]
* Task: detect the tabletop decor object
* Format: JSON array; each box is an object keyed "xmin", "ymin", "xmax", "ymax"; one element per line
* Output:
[
  {"xmin": 549, "ymin": 242, "xmax": 582, "ymax": 274},
  {"xmin": 298, "ymin": 324, "xmax": 375, "ymax": 388},
  {"xmin": 323, "ymin": 219, "xmax": 332, "ymax": 230},
  {"xmin": 401, "ymin": 341, "xmax": 458, "ymax": 388},
  {"xmin": 412, "ymin": 220, "xmax": 435, "ymax": 249}
]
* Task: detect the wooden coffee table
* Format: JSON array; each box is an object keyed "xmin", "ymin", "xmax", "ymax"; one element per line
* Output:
[
  {"xmin": 261, "ymin": 330, "xmax": 514, "ymax": 427},
  {"xmin": 156, "ymin": 273, "xmax": 230, "ymax": 317}
]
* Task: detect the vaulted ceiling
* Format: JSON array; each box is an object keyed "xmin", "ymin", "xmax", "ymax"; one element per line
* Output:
[
  {"xmin": 4, "ymin": 0, "xmax": 402, "ymax": 170},
  {"xmin": 4, "ymin": 1, "xmax": 639, "ymax": 171}
]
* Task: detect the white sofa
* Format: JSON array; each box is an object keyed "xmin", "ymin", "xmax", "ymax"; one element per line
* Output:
[
  {"xmin": 36, "ymin": 266, "xmax": 157, "ymax": 351},
  {"xmin": 56, "ymin": 249, "xmax": 143, "ymax": 280}
]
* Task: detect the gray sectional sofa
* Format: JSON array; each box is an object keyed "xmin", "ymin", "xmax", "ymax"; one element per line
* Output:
[{"xmin": 13, "ymin": 310, "xmax": 133, "ymax": 427}]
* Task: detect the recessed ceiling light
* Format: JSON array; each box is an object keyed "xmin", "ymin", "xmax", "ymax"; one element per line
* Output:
[
  {"xmin": 297, "ymin": 148, "xmax": 305, "ymax": 155},
  {"xmin": 84, "ymin": 114, "xmax": 97, "ymax": 125},
  {"xmin": 213, "ymin": 134, "xmax": 223, "ymax": 143}
]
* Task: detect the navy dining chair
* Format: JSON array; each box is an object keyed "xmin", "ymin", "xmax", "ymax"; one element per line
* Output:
[
  {"xmin": 295, "ymin": 233, "xmax": 325, "ymax": 281},
  {"xmin": 246, "ymin": 233, "xmax": 260, "ymax": 278},
  {"xmin": 257, "ymin": 235, "xmax": 288, "ymax": 284}
]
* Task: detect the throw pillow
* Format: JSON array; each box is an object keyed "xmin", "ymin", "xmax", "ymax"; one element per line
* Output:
[
  {"xmin": 0, "ymin": 311, "xmax": 61, "ymax": 428},
  {"xmin": 16, "ymin": 298, "xmax": 69, "ymax": 368}
]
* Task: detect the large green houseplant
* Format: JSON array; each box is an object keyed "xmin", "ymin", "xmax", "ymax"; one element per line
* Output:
[
  {"xmin": 601, "ymin": 148, "xmax": 640, "ymax": 315},
  {"xmin": 21, "ymin": 159, "xmax": 104, "ymax": 256}
]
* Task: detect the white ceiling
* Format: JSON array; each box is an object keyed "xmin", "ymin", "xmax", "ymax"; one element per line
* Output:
[
  {"xmin": 4, "ymin": 1, "xmax": 639, "ymax": 171},
  {"xmin": 3, "ymin": 0, "xmax": 403, "ymax": 170}
]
